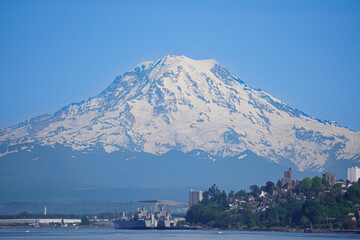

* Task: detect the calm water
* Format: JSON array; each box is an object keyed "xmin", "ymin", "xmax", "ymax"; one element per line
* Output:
[{"xmin": 0, "ymin": 227, "xmax": 358, "ymax": 240}]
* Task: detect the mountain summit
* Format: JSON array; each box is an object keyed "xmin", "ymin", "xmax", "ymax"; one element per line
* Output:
[{"xmin": 1, "ymin": 55, "xmax": 360, "ymax": 173}]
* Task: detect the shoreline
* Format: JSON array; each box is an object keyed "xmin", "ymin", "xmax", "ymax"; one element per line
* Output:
[
  {"xmin": 1, "ymin": 225, "xmax": 360, "ymax": 234},
  {"xmin": 195, "ymin": 226, "xmax": 360, "ymax": 234}
]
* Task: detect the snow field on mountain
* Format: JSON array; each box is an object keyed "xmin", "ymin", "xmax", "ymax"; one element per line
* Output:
[{"xmin": 1, "ymin": 55, "xmax": 359, "ymax": 171}]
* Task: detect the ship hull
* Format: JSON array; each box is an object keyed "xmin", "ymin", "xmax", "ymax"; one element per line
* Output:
[
  {"xmin": 157, "ymin": 220, "xmax": 177, "ymax": 229},
  {"xmin": 113, "ymin": 219, "xmax": 156, "ymax": 229}
]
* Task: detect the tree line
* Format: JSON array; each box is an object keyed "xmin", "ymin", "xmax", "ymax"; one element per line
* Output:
[{"xmin": 186, "ymin": 177, "xmax": 360, "ymax": 229}]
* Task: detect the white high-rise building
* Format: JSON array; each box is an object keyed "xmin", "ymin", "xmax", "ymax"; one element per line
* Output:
[
  {"xmin": 189, "ymin": 190, "xmax": 203, "ymax": 207},
  {"xmin": 347, "ymin": 166, "xmax": 360, "ymax": 182}
]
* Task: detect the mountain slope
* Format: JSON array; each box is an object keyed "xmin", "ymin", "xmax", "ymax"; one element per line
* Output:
[{"xmin": 1, "ymin": 55, "xmax": 359, "ymax": 172}]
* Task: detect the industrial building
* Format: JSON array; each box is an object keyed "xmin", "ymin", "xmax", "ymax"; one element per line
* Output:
[{"xmin": 0, "ymin": 218, "xmax": 81, "ymax": 226}]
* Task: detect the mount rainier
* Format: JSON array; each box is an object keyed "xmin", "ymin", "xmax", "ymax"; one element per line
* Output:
[{"xmin": 1, "ymin": 55, "xmax": 360, "ymax": 192}]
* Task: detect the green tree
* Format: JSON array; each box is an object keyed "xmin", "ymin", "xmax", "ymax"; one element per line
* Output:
[
  {"xmin": 186, "ymin": 185, "xmax": 230, "ymax": 226},
  {"xmin": 243, "ymin": 210, "xmax": 256, "ymax": 228},
  {"xmin": 322, "ymin": 176, "xmax": 330, "ymax": 188},
  {"xmin": 80, "ymin": 216, "xmax": 90, "ymax": 225},
  {"xmin": 311, "ymin": 176, "xmax": 324, "ymax": 196},
  {"xmin": 345, "ymin": 185, "xmax": 360, "ymax": 204},
  {"xmin": 303, "ymin": 177, "xmax": 312, "ymax": 190},
  {"xmin": 300, "ymin": 215, "xmax": 311, "ymax": 228},
  {"xmin": 301, "ymin": 200, "xmax": 325, "ymax": 224},
  {"xmin": 235, "ymin": 190, "xmax": 247, "ymax": 198},
  {"xmin": 295, "ymin": 177, "xmax": 313, "ymax": 198},
  {"xmin": 265, "ymin": 181, "xmax": 275, "ymax": 195},
  {"xmin": 228, "ymin": 190, "xmax": 235, "ymax": 199},
  {"xmin": 250, "ymin": 184, "xmax": 261, "ymax": 197},
  {"xmin": 206, "ymin": 184, "xmax": 221, "ymax": 201}
]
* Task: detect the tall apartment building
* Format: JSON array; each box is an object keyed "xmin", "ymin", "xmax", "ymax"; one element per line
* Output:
[
  {"xmin": 189, "ymin": 190, "xmax": 203, "ymax": 207},
  {"xmin": 347, "ymin": 166, "xmax": 360, "ymax": 182}
]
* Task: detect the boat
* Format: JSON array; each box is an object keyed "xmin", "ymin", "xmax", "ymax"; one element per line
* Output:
[{"xmin": 113, "ymin": 205, "xmax": 178, "ymax": 229}]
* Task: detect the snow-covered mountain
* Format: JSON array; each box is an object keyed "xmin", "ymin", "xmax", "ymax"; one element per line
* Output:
[{"xmin": 1, "ymin": 55, "xmax": 360, "ymax": 172}]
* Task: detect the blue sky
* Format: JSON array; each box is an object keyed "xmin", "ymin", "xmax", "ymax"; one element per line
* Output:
[{"xmin": 0, "ymin": 0, "xmax": 359, "ymax": 130}]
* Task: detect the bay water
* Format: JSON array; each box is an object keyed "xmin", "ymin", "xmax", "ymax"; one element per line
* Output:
[{"xmin": 0, "ymin": 227, "xmax": 358, "ymax": 240}]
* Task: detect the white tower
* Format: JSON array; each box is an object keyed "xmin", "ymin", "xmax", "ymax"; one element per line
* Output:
[{"xmin": 189, "ymin": 190, "xmax": 203, "ymax": 207}]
